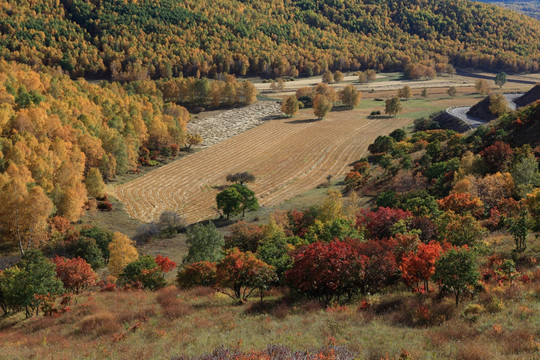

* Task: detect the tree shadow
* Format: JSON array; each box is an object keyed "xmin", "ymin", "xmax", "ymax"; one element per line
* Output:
[
  {"xmin": 261, "ymin": 114, "xmax": 283, "ymax": 121},
  {"xmin": 285, "ymin": 118, "xmax": 321, "ymax": 124}
]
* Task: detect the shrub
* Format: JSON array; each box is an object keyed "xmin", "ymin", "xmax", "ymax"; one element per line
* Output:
[
  {"xmin": 437, "ymin": 193, "xmax": 484, "ymax": 218},
  {"xmin": 52, "ymin": 256, "xmax": 97, "ymax": 294},
  {"xmin": 356, "ymin": 207, "xmax": 413, "ymax": 239},
  {"xmin": 177, "ymin": 261, "xmax": 217, "ymax": 288},
  {"xmin": 285, "ymin": 241, "xmax": 367, "ymax": 304},
  {"xmin": 120, "ymin": 255, "xmax": 167, "ymax": 290}
]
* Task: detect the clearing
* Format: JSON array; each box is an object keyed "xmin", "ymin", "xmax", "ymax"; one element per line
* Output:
[{"xmin": 116, "ymin": 101, "xmax": 442, "ymax": 224}]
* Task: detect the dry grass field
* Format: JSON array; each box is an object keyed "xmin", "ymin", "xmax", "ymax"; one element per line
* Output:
[{"xmin": 116, "ymin": 106, "xmax": 419, "ymax": 223}]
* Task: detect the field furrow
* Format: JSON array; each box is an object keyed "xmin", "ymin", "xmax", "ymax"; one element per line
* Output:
[{"xmin": 116, "ymin": 108, "xmax": 412, "ymax": 223}]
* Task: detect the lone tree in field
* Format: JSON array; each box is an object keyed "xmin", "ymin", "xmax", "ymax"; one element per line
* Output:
[
  {"xmin": 421, "ymin": 87, "xmax": 428, "ymax": 99},
  {"xmin": 398, "ymin": 85, "xmax": 412, "ymax": 100},
  {"xmin": 508, "ymin": 211, "xmax": 532, "ymax": 252},
  {"xmin": 385, "ymin": 96, "xmax": 402, "ymax": 116},
  {"xmin": 281, "ymin": 95, "xmax": 299, "ymax": 117},
  {"xmin": 313, "ymin": 94, "xmax": 333, "ymax": 119},
  {"xmin": 495, "ymin": 72, "xmax": 507, "ymax": 88},
  {"xmin": 447, "ymin": 87, "xmax": 457, "ymax": 98},
  {"xmin": 339, "ymin": 85, "xmax": 361, "ymax": 109},
  {"xmin": 216, "ymin": 184, "xmax": 258, "ymax": 218},
  {"xmin": 433, "ymin": 247, "xmax": 480, "ymax": 306},
  {"xmin": 226, "ymin": 171, "xmax": 256, "ymax": 185},
  {"xmin": 475, "ymin": 79, "xmax": 490, "ymax": 95}
]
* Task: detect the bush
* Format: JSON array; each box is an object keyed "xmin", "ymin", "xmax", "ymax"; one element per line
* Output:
[
  {"xmin": 285, "ymin": 241, "xmax": 367, "ymax": 304},
  {"xmin": 120, "ymin": 255, "xmax": 167, "ymax": 290},
  {"xmin": 177, "ymin": 261, "xmax": 217, "ymax": 288}
]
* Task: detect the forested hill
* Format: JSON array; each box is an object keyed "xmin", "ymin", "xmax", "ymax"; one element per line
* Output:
[{"xmin": 1, "ymin": 0, "xmax": 539, "ymax": 79}]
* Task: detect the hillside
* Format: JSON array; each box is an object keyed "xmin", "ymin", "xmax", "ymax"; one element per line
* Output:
[
  {"xmin": 1, "ymin": 0, "xmax": 539, "ymax": 79},
  {"xmin": 476, "ymin": 0, "xmax": 540, "ymax": 20}
]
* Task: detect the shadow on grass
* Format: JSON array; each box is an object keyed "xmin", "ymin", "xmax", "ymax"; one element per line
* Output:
[{"xmin": 285, "ymin": 118, "xmax": 321, "ymax": 124}]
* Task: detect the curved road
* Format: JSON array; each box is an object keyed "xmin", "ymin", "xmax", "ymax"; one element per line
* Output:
[{"xmin": 446, "ymin": 93, "xmax": 523, "ymax": 129}]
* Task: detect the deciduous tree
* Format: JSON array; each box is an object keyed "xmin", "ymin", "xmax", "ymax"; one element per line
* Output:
[
  {"xmin": 313, "ymin": 94, "xmax": 333, "ymax": 119},
  {"xmin": 108, "ymin": 232, "xmax": 139, "ymax": 277},
  {"xmin": 385, "ymin": 96, "xmax": 402, "ymax": 116},
  {"xmin": 183, "ymin": 223, "xmax": 224, "ymax": 265},
  {"xmin": 52, "ymin": 256, "xmax": 97, "ymax": 294},
  {"xmin": 281, "ymin": 95, "xmax": 299, "ymax": 117},
  {"xmin": 339, "ymin": 85, "xmax": 361, "ymax": 109}
]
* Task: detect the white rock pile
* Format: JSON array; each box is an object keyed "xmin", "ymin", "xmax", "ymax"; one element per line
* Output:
[{"xmin": 187, "ymin": 102, "xmax": 282, "ymax": 147}]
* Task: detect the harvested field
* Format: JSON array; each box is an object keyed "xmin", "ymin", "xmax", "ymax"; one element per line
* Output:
[{"xmin": 115, "ymin": 107, "xmax": 412, "ymax": 223}]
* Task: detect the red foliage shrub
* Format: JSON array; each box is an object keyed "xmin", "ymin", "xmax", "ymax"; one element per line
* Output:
[
  {"xmin": 285, "ymin": 241, "xmax": 368, "ymax": 304},
  {"xmin": 155, "ymin": 254, "xmax": 176, "ymax": 273},
  {"xmin": 216, "ymin": 248, "xmax": 277, "ymax": 302},
  {"xmin": 53, "ymin": 256, "xmax": 97, "ymax": 294},
  {"xmin": 170, "ymin": 143, "xmax": 180, "ymax": 157},
  {"xmin": 400, "ymin": 241, "xmax": 443, "ymax": 292},
  {"xmin": 480, "ymin": 141, "xmax": 513, "ymax": 173},
  {"xmin": 177, "ymin": 261, "xmax": 217, "ymax": 289},
  {"xmin": 284, "ymin": 209, "xmax": 318, "ymax": 238},
  {"xmin": 97, "ymin": 201, "xmax": 113, "ymax": 211},
  {"xmin": 356, "ymin": 207, "xmax": 413, "ymax": 239},
  {"xmin": 352, "ymin": 238, "xmax": 399, "ymax": 292},
  {"xmin": 410, "ymin": 216, "xmax": 439, "ymax": 243},
  {"xmin": 437, "ymin": 193, "xmax": 484, "ymax": 218}
]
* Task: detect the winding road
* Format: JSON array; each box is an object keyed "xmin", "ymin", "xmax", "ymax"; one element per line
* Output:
[{"xmin": 446, "ymin": 93, "xmax": 523, "ymax": 129}]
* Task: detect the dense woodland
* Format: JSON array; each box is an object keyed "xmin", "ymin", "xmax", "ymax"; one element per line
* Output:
[
  {"xmin": 0, "ymin": 61, "xmax": 259, "ymax": 254},
  {"xmin": 1, "ymin": 0, "xmax": 539, "ymax": 80}
]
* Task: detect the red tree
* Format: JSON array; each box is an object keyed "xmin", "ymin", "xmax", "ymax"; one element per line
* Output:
[
  {"xmin": 356, "ymin": 207, "xmax": 413, "ymax": 239},
  {"xmin": 480, "ymin": 141, "xmax": 513, "ymax": 173},
  {"xmin": 177, "ymin": 261, "xmax": 217, "ymax": 288},
  {"xmin": 155, "ymin": 254, "xmax": 177, "ymax": 273},
  {"xmin": 437, "ymin": 193, "xmax": 485, "ymax": 218},
  {"xmin": 53, "ymin": 256, "xmax": 97, "ymax": 294},
  {"xmin": 353, "ymin": 238, "xmax": 399, "ymax": 292},
  {"xmin": 400, "ymin": 241, "xmax": 443, "ymax": 292},
  {"xmin": 286, "ymin": 241, "xmax": 368, "ymax": 304}
]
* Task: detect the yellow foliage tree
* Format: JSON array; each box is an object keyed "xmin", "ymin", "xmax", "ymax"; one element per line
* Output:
[{"xmin": 108, "ymin": 232, "xmax": 139, "ymax": 277}]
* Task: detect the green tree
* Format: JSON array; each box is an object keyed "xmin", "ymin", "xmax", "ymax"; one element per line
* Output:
[
  {"xmin": 511, "ymin": 153, "xmax": 540, "ymax": 198},
  {"xmin": 495, "ymin": 72, "xmax": 507, "ymax": 88},
  {"xmin": 385, "ymin": 96, "xmax": 402, "ymax": 116},
  {"xmin": 120, "ymin": 255, "xmax": 166, "ymax": 290},
  {"xmin": 79, "ymin": 227, "xmax": 114, "ymax": 263},
  {"xmin": 433, "ymin": 247, "xmax": 480, "ymax": 306},
  {"xmin": 389, "ymin": 128, "xmax": 406, "ymax": 142},
  {"xmin": 421, "ymin": 87, "xmax": 428, "ymax": 99},
  {"xmin": 0, "ymin": 250, "xmax": 64, "ymax": 317},
  {"xmin": 508, "ymin": 211, "xmax": 532, "ymax": 252},
  {"xmin": 183, "ymin": 223, "xmax": 224, "ymax": 265}
]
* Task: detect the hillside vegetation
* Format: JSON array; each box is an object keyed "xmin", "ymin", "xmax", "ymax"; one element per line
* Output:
[
  {"xmin": 1, "ymin": 0, "xmax": 539, "ymax": 79},
  {"xmin": 0, "ymin": 100, "xmax": 538, "ymax": 359}
]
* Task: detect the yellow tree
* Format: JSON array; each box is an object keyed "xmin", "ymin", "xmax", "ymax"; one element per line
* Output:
[
  {"xmin": 339, "ymin": 85, "xmax": 361, "ymax": 109},
  {"xmin": 85, "ymin": 167, "xmax": 106, "ymax": 198},
  {"xmin": 475, "ymin": 79, "xmax": 490, "ymax": 95},
  {"xmin": 281, "ymin": 95, "xmax": 299, "ymax": 117},
  {"xmin": 313, "ymin": 94, "xmax": 333, "ymax": 119},
  {"xmin": 108, "ymin": 232, "xmax": 139, "ymax": 277},
  {"xmin": 0, "ymin": 164, "xmax": 52, "ymax": 256}
]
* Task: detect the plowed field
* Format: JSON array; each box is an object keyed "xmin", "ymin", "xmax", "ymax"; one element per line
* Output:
[{"xmin": 116, "ymin": 107, "xmax": 412, "ymax": 223}]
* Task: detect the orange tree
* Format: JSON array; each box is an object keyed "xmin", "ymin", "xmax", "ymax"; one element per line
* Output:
[{"xmin": 216, "ymin": 248, "xmax": 277, "ymax": 303}]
